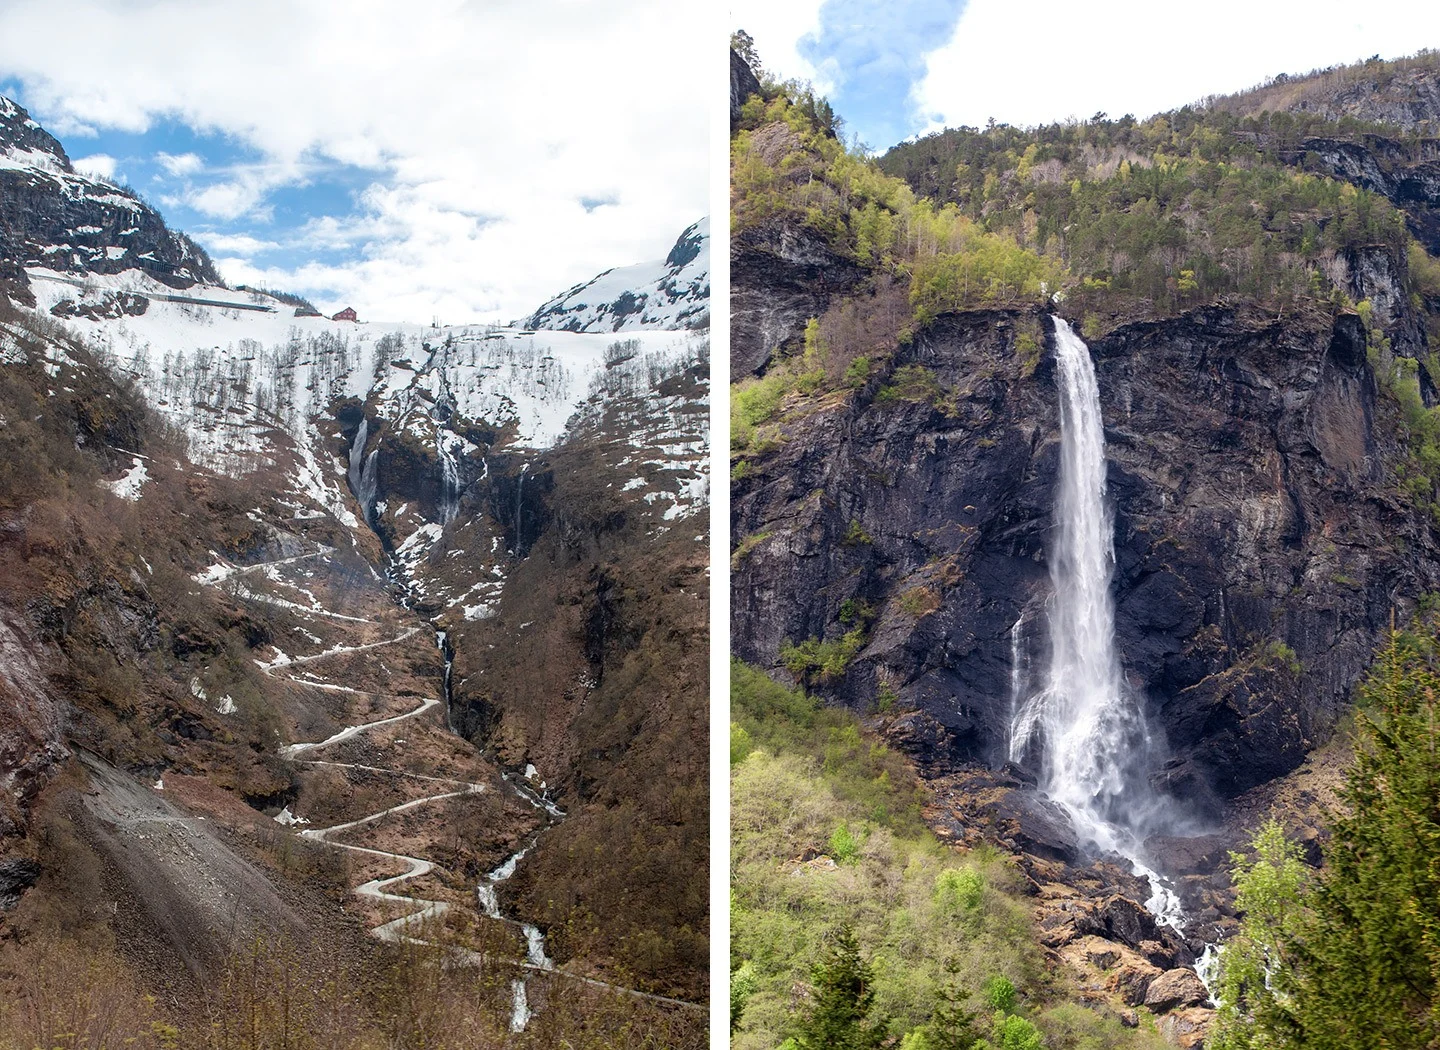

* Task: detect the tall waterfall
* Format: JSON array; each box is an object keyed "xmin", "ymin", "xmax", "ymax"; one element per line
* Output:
[
  {"xmin": 347, "ymin": 418, "xmax": 379, "ymax": 526},
  {"xmin": 1011, "ymin": 317, "xmax": 1184, "ymax": 928}
]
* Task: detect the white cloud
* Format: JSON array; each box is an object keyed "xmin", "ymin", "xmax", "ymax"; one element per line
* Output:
[
  {"xmin": 0, "ymin": 0, "xmax": 710, "ymax": 323},
  {"xmin": 155, "ymin": 150, "xmax": 203, "ymax": 177},
  {"xmin": 729, "ymin": 0, "xmax": 826, "ymax": 86},
  {"xmin": 916, "ymin": 0, "xmax": 1440, "ymax": 133},
  {"xmin": 71, "ymin": 152, "xmax": 115, "ymax": 180},
  {"xmin": 195, "ymin": 232, "xmax": 280, "ymax": 255}
]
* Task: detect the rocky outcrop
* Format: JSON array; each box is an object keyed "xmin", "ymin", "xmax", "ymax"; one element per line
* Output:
[
  {"xmin": 0, "ymin": 94, "xmax": 220, "ymax": 294},
  {"xmin": 731, "ymin": 49, "xmax": 762, "ymax": 129},
  {"xmin": 733, "ymin": 303, "xmax": 1440, "ymax": 807},
  {"xmin": 731, "ymin": 220, "xmax": 864, "ymax": 380},
  {"xmin": 1145, "ymin": 968, "xmax": 1211, "ymax": 1011},
  {"xmin": 1284, "ymin": 136, "xmax": 1440, "ymax": 256},
  {"xmin": 1218, "ymin": 61, "xmax": 1440, "ymax": 132},
  {"xmin": 0, "ymin": 613, "xmax": 67, "ymax": 842}
]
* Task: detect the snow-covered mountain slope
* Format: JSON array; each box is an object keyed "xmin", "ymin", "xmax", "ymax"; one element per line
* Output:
[
  {"xmin": 22, "ymin": 266, "xmax": 704, "ymax": 528},
  {"xmin": 523, "ymin": 218, "xmax": 709, "ymax": 333},
  {"xmin": 4, "ymin": 89, "xmax": 708, "ymax": 681},
  {"xmin": 0, "ymin": 95, "xmax": 219, "ymax": 303}
]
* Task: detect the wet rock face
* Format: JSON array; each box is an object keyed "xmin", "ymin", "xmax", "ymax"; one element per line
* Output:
[{"xmin": 733, "ymin": 303, "xmax": 1440, "ymax": 803}]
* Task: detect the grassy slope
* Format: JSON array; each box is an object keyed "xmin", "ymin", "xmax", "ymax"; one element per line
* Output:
[{"xmin": 730, "ymin": 661, "xmax": 1168, "ymax": 1050}]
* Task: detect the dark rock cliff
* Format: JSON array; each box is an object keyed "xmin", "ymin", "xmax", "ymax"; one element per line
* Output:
[
  {"xmin": 0, "ymin": 94, "xmax": 220, "ymax": 302},
  {"xmin": 1286, "ymin": 135, "xmax": 1440, "ymax": 256},
  {"xmin": 732, "ymin": 302, "xmax": 1440, "ymax": 805},
  {"xmin": 731, "ymin": 220, "xmax": 864, "ymax": 380},
  {"xmin": 730, "ymin": 48, "xmax": 761, "ymax": 130}
]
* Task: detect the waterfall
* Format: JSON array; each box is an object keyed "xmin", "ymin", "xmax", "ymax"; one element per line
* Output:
[
  {"xmin": 514, "ymin": 462, "xmax": 527, "ymax": 554},
  {"xmin": 347, "ymin": 418, "xmax": 368, "ymax": 503},
  {"xmin": 438, "ymin": 437, "xmax": 461, "ymax": 525},
  {"xmin": 1007, "ymin": 613, "xmax": 1029, "ymax": 761},
  {"xmin": 1010, "ymin": 316, "xmax": 1185, "ymax": 930},
  {"xmin": 509, "ymin": 980, "xmax": 532, "ymax": 1033},
  {"xmin": 347, "ymin": 418, "xmax": 379, "ymax": 526}
]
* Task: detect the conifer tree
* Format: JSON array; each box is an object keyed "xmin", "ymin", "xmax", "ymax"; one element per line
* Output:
[
  {"xmin": 1290, "ymin": 618, "xmax": 1440, "ymax": 1048},
  {"xmin": 1214, "ymin": 614, "xmax": 1440, "ymax": 1048},
  {"xmin": 794, "ymin": 926, "xmax": 887, "ymax": 1050}
]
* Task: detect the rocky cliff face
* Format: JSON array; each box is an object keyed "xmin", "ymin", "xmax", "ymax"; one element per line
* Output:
[
  {"xmin": 1215, "ymin": 57, "xmax": 1440, "ymax": 131},
  {"xmin": 0, "ymin": 94, "xmax": 219, "ymax": 304},
  {"xmin": 731, "ymin": 219, "xmax": 863, "ymax": 380},
  {"xmin": 730, "ymin": 48, "xmax": 761, "ymax": 129},
  {"xmin": 1284, "ymin": 136, "xmax": 1440, "ymax": 256},
  {"xmin": 732, "ymin": 301, "xmax": 1440, "ymax": 806}
]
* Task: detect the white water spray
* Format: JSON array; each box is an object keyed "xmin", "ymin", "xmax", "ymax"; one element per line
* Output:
[{"xmin": 1010, "ymin": 317, "xmax": 1185, "ymax": 931}]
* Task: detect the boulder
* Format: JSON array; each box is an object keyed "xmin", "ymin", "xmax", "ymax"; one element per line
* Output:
[{"xmin": 1144, "ymin": 968, "xmax": 1211, "ymax": 1012}]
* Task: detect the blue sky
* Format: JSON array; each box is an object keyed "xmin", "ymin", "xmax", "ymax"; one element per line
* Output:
[
  {"xmin": 733, "ymin": 0, "xmax": 1440, "ymax": 149},
  {"xmin": 795, "ymin": 0, "xmax": 967, "ymax": 151},
  {"xmin": 0, "ymin": 0, "xmax": 709, "ymax": 323},
  {"xmin": 0, "ymin": 96, "xmax": 381, "ymax": 280}
]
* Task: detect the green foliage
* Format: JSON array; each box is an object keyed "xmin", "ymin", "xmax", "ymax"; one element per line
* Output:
[
  {"xmin": 876, "ymin": 365, "xmax": 950, "ymax": 409},
  {"xmin": 934, "ymin": 869, "xmax": 985, "ymax": 915},
  {"xmin": 830, "ymin": 823, "xmax": 863, "ymax": 864},
  {"xmin": 779, "ymin": 629, "xmax": 867, "ymax": 683},
  {"xmin": 1213, "ymin": 613, "xmax": 1440, "ymax": 1048},
  {"xmin": 839, "ymin": 597, "xmax": 876, "ymax": 626},
  {"xmin": 1209, "ymin": 820, "xmax": 1311, "ymax": 1049},
  {"xmin": 1293, "ymin": 617, "xmax": 1440, "ymax": 1048},
  {"xmin": 730, "ymin": 662, "xmax": 1040, "ymax": 1047},
  {"xmin": 732, "ymin": 959, "xmax": 760, "ymax": 1033},
  {"xmin": 732, "ymin": 371, "xmax": 791, "ymax": 451},
  {"xmin": 1257, "ymin": 640, "xmax": 1302, "ymax": 676},
  {"xmin": 844, "ymin": 354, "xmax": 875, "ymax": 388},
  {"xmin": 1410, "ymin": 238, "xmax": 1440, "ymax": 300},
  {"xmin": 732, "ymin": 530, "xmax": 771, "ymax": 569},
  {"xmin": 983, "ymin": 976, "xmax": 1018, "ymax": 1014},
  {"xmin": 875, "ymin": 679, "xmax": 899, "ymax": 713},
  {"xmin": 731, "ymin": 722, "xmax": 755, "ymax": 766},
  {"xmin": 878, "ymin": 105, "xmax": 1414, "ymax": 319},
  {"xmin": 730, "ymin": 660, "xmax": 925, "ymax": 829},
  {"xmin": 794, "ymin": 927, "xmax": 887, "ymax": 1050},
  {"xmin": 844, "ymin": 519, "xmax": 875, "ymax": 546},
  {"xmin": 981, "ymin": 1014, "xmax": 1045, "ymax": 1050},
  {"xmin": 909, "ymin": 227, "xmax": 1064, "ymax": 321}
]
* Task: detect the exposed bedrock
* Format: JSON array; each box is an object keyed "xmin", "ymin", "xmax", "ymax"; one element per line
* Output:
[{"xmin": 733, "ymin": 303, "xmax": 1440, "ymax": 806}]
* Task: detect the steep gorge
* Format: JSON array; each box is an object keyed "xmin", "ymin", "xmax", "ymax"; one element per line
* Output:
[{"xmin": 0, "ymin": 89, "xmax": 708, "ymax": 1045}]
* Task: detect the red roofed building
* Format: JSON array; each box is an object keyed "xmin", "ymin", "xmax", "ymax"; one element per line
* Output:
[{"xmin": 332, "ymin": 306, "xmax": 358, "ymax": 322}]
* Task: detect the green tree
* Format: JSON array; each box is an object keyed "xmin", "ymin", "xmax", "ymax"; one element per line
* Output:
[
  {"xmin": 1208, "ymin": 820, "xmax": 1311, "ymax": 1050},
  {"xmin": 1213, "ymin": 615, "xmax": 1440, "ymax": 1049},
  {"xmin": 927, "ymin": 961, "xmax": 979, "ymax": 1050},
  {"xmin": 794, "ymin": 926, "xmax": 887, "ymax": 1050},
  {"xmin": 1289, "ymin": 620, "xmax": 1440, "ymax": 1048}
]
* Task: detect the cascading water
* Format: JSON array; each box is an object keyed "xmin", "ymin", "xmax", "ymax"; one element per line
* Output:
[
  {"xmin": 347, "ymin": 418, "xmax": 379, "ymax": 526},
  {"xmin": 513, "ymin": 462, "xmax": 527, "ymax": 555},
  {"xmin": 438, "ymin": 437, "xmax": 462, "ymax": 526},
  {"xmin": 1010, "ymin": 316, "xmax": 1185, "ymax": 931}
]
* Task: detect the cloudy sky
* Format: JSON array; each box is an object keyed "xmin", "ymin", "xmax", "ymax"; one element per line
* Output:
[
  {"xmin": 0, "ymin": 0, "xmax": 710, "ymax": 323},
  {"xmin": 731, "ymin": 0, "xmax": 1440, "ymax": 152}
]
